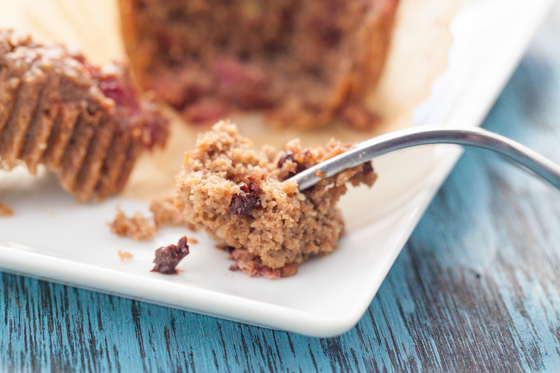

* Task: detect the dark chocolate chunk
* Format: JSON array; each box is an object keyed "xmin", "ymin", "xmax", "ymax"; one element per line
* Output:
[
  {"xmin": 277, "ymin": 151, "xmax": 295, "ymax": 168},
  {"xmin": 229, "ymin": 173, "xmax": 263, "ymax": 217},
  {"xmin": 151, "ymin": 236, "xmax": 189, "ymax": 274}
]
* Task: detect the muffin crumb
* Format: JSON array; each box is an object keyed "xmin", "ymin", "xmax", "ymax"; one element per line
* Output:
[
  {"xmin": 110, "ymin": 206, "xmax": 157, "ymax": 240},
  {"xmin": 175, "ymin": 121, "xmax": 376, "ymax": 277},
  {"xmin": 228, "ymin": 247, "xmax": 298, "ymax": 279},
  {"xmin": 117, "ymin": 250, "xmax": 133, "ymax": 261}
]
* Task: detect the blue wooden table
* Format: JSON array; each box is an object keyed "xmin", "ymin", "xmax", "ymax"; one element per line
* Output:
[{"xmin": 4, "ymin": 6, "xmax": 560, "ymax": 373}]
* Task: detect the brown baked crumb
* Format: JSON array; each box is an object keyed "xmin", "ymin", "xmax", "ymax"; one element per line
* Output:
[
  {"xmin": 175, "ymin": 121, "xmax": 376, "ymax": 277},
  {"xmin": 229, "ymin": 171, "xmax": 264, "ymax": 217},
  {"xmin": 0, "ymin": 200, "xmax": 13, "ymax": 216},
  {"xmin": 187, "ymin": 237, "xmax": 198, "ymax": 244},
  {"xmin": 117, "ymin": 250, "xmax": 133, "ymax": 261},
  {"xmin": 151, "ymin": 236, "xmax": 189, "ymax": 274},
  {"xmin": 110, "ymin": 206, "xmax": 157, "ymax": 240}
]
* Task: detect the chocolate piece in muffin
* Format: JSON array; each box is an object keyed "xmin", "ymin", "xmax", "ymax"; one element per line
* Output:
[
  {"xmin": 119, "ymin": 0, "xmax": 398, "ymax": 129},
  {"xmin": 175, "ymin": 121, "xmax": 376, "ymax": 278},
  {"xmin": 0, "ymin": 29, "xmax": 169, "ymax": 201}
]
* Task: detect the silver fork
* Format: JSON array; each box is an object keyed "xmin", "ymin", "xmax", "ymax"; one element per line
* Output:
[{"xmin": 287, "ymin": 125, "xmax": 560, "ymax": 191}]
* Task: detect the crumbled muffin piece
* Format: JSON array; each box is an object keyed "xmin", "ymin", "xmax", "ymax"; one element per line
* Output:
[
  {"xmin": 0, "ymin": 200, "xmax": 13, "ymax": 216},
  {"xmin": 151, "ymin": 236, "xmax": 189, "ymax": 274},
  {"xmin": 110, "ymin": 206, "xmax": 157, "ymax": 240},
  {"xmin": 175, "ymin": 121, "xmax": 376, "ymax": 277}
]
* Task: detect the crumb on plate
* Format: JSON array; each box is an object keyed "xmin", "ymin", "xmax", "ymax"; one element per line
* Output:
[{"xmin": 109, "ymin": 205, "xmax": 157, "ymax": 240}]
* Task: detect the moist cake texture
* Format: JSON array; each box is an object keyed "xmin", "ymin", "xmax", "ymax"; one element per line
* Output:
[
  {"xmin": 175, "ymin": 121, "xmax": 376, "ymax": 278},
  {"xmin": 0, "ymin": 29, "xmax": 169, "ymax": 201},
  {"xmin": 120, "ymin": 0, "xmax": 398, "ymax": 129}
]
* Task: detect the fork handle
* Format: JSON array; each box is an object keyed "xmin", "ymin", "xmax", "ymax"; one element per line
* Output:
[{"xmin": 288, "ymin": 126, "xmax": 560, "ymax": 191}]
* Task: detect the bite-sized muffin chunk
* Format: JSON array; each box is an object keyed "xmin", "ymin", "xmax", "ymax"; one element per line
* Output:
[
  {"xmin": 175, "ymin": 121, "xmax": 376, "ymax": 278},
  {"xmin": 120, "ymin": 0, "xmax": 398, "ymax": 129}
]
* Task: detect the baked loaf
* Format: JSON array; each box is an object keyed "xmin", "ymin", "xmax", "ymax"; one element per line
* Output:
[
  {"xmin": 119, "ymin": 0, "xmax": 398, "ymax": 129},
  {"xmin": 0, "ymin": 29, "xmax": 168, "ymax": 201},
  {"xmin": 175, "ymin": 121, "xmax": 376, "ymax": 278}
]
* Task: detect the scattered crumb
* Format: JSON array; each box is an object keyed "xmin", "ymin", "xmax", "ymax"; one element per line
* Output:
[
  {"xmin": 118, "ymin": 250, "xmax": 134, "ymax": 261},
  {"xmin": 0, "ymin": 201, "xmax": 13, "ymax": 216},
  {"xmin": 151, "ymin": 236, "xmax": 190, "ymax": 275},
  {"xmin": 109, "ymin": 206, "xmax": 157, "ymax": 240},
  {"xmin": 187, "ymin": 237, "xmax": 198, "ymax": 244}
]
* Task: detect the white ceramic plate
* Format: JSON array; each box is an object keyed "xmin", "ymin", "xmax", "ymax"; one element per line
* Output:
[{"xmin": 0, "ymin": 0, "xmax": 553, "ymax": 337}]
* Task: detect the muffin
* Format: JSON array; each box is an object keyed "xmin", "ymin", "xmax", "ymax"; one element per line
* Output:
[{"xmin": 119, "ymin": 0, "xmax": 399, "ymax": 130}]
